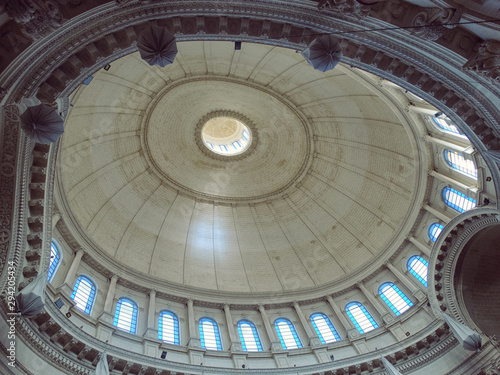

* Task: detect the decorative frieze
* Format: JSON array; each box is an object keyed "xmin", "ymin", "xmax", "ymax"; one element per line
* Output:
[
  {"xmin": 317, "ymin": 0, "xmax": 371, "ymax": 18},
  {"xmin": 463, "ymin": 40, "xmax": 500, "ymax": 83},
  {"xmin": 410, "ymin": 7, "xmax": 462, "ymax": 41},
  {"xmin": 0, "ymin": 105, "xmax": 20, "ymax": 283},
  {"xmin": 428, "ymin": 209, "xmax": 500, "ymax": 319},
  {"xmin": 3, "ymin": 0, "xmax": 63, "ymax": 40}
]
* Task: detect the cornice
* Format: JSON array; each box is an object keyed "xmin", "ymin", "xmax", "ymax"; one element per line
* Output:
[
  {"xmin": 427, "ymin": 208, "xmax": 500, "ymax": 325},
  {"xmin": 5, "ymin": 297, "xmax": 459, "ymax": 375},
  {"xmin": 0, "ymin": 106, "xmax": 30, "ymax": 291},
  {"xmin": 1, "ymin": 1, "xmax": 498, "ymax": 161}
]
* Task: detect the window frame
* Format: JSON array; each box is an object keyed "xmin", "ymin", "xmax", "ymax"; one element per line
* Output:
[
  {"xmin": 310, "ymin": 312, "xmax": 341, "ymax": 344},
  {"xmin": 158, "ymin": 310, "xmax": 180, "ymax": 345},
  {"xmin": 442, "ymin": 186, "xmax": 477, "ymax": 213},
  {"xmin": 345, "ymin": 301, "xmax": 378, "ymax": 334},
  {"xmin": 237, "ymin": 319, "xmax": 263, "ymax": 352},
  {"xmin": 274, "ymin": 318, "xmax": 303, "ymax": 350},
  {"xmin": 199, "ymin": 317, "xmax": 223, "ymax": 351},
  {"xmin": 407, "ymin": 255, "xmax": 428, "ymax": 287},
  {"xmin": 443, "ymin": 149, "xmax": 477, "ymax": 179},
  {"xmin": 113, "ymin": 297, "xmax": 139, "ymax": 334},
  {"xmin": 70, "ymin": 275, "xmax": 97, "ymax": 315},
  {"xmin": 428, "ymin": 222, "xmax": 444, "ymax": 242},
  {"xmin": 378, "ymin": 282, "xmax": 413, "ymax": 316},
  {"xmin": 430, "ymin": 116, "xmax": 466, "ymax": 137},
  {"xmin": 48, "ymin": 239, "xmax": 62, "ymax": 282}
]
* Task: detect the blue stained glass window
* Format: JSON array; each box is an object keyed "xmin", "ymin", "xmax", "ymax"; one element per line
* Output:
[
  {"xmin": 310, "ymin": 313, "xmax": 341, "ymax": 343},
  {"xmin": 71, "ymin": 275, "xmax": 96, "ymax": 315},
  {"xmin": 444, "ymin": 150, "xmax": 477, "ymax": 179},
  {"xmin": 345, "ymin": 302, "xmax": 378, "ymax": 334},
  {"xmin": 159, "ymin": 310, "xmax": 180, "ymax": 344},
  {"xmin": 442, "ymin": 187, "xmax": 476, "ymax": 213},
  {"xmin": 113, "ymin": 298, "xmax": 138, "ymax": 334},
  {"xmin": 237, "ymin": 320, "xmax": 263, "ymax": 351},
  {"xmin": 378, "ymin": 282, "xmax": 413, "ymax": 315},
  {"xmin": 199, "ymin": 317, "xmax": 223, "ymax": 350},
  {"xmin": 431, "ymin": 117, "xmax": 464, "ymax": 136},
  {"xmin": 47, "ymin": 241, "xmax": 61, "ymax": 282},
  {"xmin": 407, "ymin": 255, "xmax": 428, "ymax": 287},
  {"xmin": 428, "ymin": 223, "xmax": 444, "ymax": 242},
  {"xmin": 274, "ymin": 318, "xmax": 302, "ymax": 350},
  {"xmin": 219, "ymin": 144, "xmax": 228, "ymax": 152},
  {"xmin": 242, "ymin": 130, "xmax": 249, "ymax": 140}
]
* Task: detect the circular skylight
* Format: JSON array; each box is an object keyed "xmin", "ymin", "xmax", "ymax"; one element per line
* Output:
[{"xmin": 201, "ymin": 116, "xmax": 251, "ymax": 156}]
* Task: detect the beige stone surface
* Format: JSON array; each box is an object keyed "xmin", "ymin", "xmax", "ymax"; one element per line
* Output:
[{"xmin": 58, "ymin": 41, "xmax": 418, "ymax": 293}]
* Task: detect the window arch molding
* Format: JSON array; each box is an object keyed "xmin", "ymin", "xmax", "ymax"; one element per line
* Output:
[
  {"xmin": 442, "ymin": 149, "xmax": 478, "ymax": 179},
  {"xmin": 274, "ymin": 317, "xmax": 303, "ymax": 350},
  {"xmin": 158, "ymin": 309, "xmax": 180, "ymax": 345},
  {"xmin": 113, "ymin": 297, "xmax": 139, "ymax": 334},
  {"xmin": 237, "ymin": 319, "xmax": 263, "ymax": 352},
  {"xmin": 199, "ymin": 316, "xmax": 223, "ymax": 351},
  {"xmin": 406, "ymin": 255, "xmax": 429, "ymax": 287},
  {"xmin": 429, "ymin": 116, "xmax": 466, "ymax": 137},
  {"xmin": 309, "ymin": 312, "xmax": 341, "ymax": 344},
  {"xmin": 378, "ymin": 281, "xmax": 413, "ymax": 316},
  {"xmin": 441, "ymin": 186, "xmax": 477, "ymax": 213},
  {"xmin": 48, "ymin": 239, "xmax": 63, "ymax": 282},
  {"xmin": 428, "ymin": 222, "xmax": 445, "ymax": 243},
  {"xmin": 70, "ymin": 274, "xmax": 97, "ymax": 315},
  {"xmin": 345, "ymin": 301, "xmax": 379, "ymax": 334}
]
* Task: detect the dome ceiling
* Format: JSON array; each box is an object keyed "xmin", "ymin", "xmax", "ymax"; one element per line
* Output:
[{"xmin": 57, "ymin": 41, "xmax": 421, "ymax": 294}]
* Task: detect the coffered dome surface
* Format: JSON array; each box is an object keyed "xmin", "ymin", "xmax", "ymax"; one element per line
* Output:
[{"xmin": 58, "ymin": 41, "xmax": 420, "ymax": 294}]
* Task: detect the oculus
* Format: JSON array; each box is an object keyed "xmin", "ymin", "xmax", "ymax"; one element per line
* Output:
[{"xmin": 201, "ymin": 116, "xmax": 252, "ymax": 156}]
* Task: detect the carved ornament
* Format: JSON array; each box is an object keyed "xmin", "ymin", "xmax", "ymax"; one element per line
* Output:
[
  {"xmin": 463, "ymin": 40, "xmax": 500, "ymax": 83},
  {"xmin": 410, "ymin": 7, "xmax": 462, "ymax": 41}
]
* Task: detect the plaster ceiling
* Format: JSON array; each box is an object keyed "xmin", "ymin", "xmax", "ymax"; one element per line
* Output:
[{"xmin": 57, "ymin": 41, "xmax": 421, "ymax": 293}]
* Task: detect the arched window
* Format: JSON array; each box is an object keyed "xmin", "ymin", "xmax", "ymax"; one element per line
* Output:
[
  {"xmin": 113, "ymin": 298, "xmax": 138, "ymax": 334},
  {"xmin": 378, "ymin": 282, "xmax": 413, "ymax": 315},
  {"xmin": 428, "ymin": 223, "xmax": 444, "ymax": 242},
  {"xmin": 199, "ymin": 317, "xmax": 223, "ymax": 350},
  {"xmin": 407, "ymin": 255, "xmax": 428, "ymax": 287},
  {"xmin": 158, "ymin": 310, "xmax": 180, "ymax": 345},
  {"xmin": 70, "ymin": 275, "xmax": 96, "ymax": 315},
  {"xmin": 237, "ymin": 320, "xmax": 263, "ymax": 351},
  {"xmin": 274, "ymin": 318, "xmax": 302, "ymax": 350},
  {"xmin": 47, "ymin": 240, "xmax": 61, "ymax": 282},
  {"xmin": 431, "ymin": 116, "xmax": 464, "ymax": 136},
  {"xmin": 442, "ymin": 187, "xmax": 476, "ymax": 213},
  {"xmin": 310, "ymin": 312, "xmax": 341, "ymax": 343},
  {"xmin": 345, "ymin": 302, "xmax": 378, "ymax": 334},
  {"xmin": 444, "ymin": 150, "xmax": 477, "ymax": 179}
]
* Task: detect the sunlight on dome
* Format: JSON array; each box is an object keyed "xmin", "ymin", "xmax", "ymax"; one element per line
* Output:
[{"xmin": 201, "ymin": 116, "xmax": 251, "ymax": 156}]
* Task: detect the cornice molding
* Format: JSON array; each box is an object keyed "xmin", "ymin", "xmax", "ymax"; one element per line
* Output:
[
  {"xmin": 5, "ymin": 297, "xmax": 459, "ymax": 375},
  {"xmin": 428, "ymin": 208, "xmax": 500, "ymax": 326}
]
